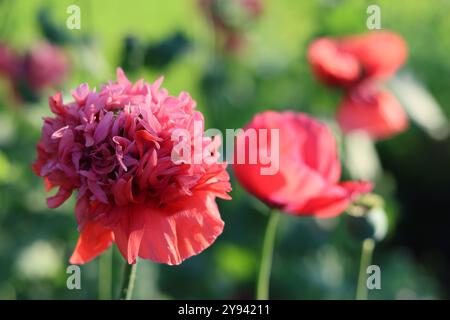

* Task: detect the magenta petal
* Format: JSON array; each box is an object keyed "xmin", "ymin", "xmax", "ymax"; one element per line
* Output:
[{"xmin": 47, "ymin": 187, "xmax": 72, "ymax": 208}]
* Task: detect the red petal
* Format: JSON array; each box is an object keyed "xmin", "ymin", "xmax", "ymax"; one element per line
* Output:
[
  {"xmin": 339, "ymin": 181, "xmax": 373, "ymax": 197},
  {"xmin": 109, "ymin": 205, "xmax": 146, "ymax": 264},
  {"xmin": 337, "ymin": 84, "xmax": 409, "ymax": 139},
  {"xmin": 138, "ymin": 192, "xmax": 224, "ymax": 265},
  {"xmin": 341, "ymin": 31, "xmax": 407, "ymax": 80},
  {"xmin": 299, "ymin": 181, "xmax": 373, "ymax": 218},
  {"xmin": 112, "ymin": 177, "xmax": 135, "ymax": 206},
  {"xmin": 308, "ymin": 37, "xmax": 361, "ymax": 87},
  {"xmin": 69, "ymin": 221, "xmax": 113, "ymax": 265},
  {"xmin": 299, "ymin": 185, "xmax": 351, "ymax": 218}
]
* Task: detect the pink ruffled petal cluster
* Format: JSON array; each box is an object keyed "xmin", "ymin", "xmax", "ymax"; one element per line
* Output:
[{"xmin": 33, "ymin": 69, "xmax": 231, "ymax": 265}]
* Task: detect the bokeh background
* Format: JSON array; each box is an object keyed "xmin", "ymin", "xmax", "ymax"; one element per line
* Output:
[{"xmin": 1, "ymin": 0, "xmax": 450, "ymax": 299}]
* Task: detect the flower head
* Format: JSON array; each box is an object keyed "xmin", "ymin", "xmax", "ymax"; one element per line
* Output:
[
  {"xmin": 308, "ymin": 31, "xmax": 409, "ymax": 140},
  {"xmin": 0, "ymin": 42, "xmax": 69, "ymax": 102},
  {"xmin": 233, "ymin": 111, "xmax": 372, "ymax": 217},
  {"xmin": 22, "ymin": 42, "xmax": 69, "ymax": 92},
  {"xmin": 308, "ymin": 31, "xmax": 407, "ymax": 87},
  {"xmin": 33, "ymin": 69, "xmax": 231, "ymax": 265}
]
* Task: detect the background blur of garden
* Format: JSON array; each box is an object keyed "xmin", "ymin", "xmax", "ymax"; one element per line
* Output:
[{"xmin": 1, "ymin": 0, "xmax": 450, "ymax": 299}]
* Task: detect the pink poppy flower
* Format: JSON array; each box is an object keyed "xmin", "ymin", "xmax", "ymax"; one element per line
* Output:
[
  {"xmin": 33, "ymin": 69, "xmax": 231, "ymax": 265},
  {"xmin": 21, "ymin": 42, "xmax": 69, "ymax": 91},
  {"xmin": 233, "ymin": 111, "xmax": 372, "ymax": 218}
]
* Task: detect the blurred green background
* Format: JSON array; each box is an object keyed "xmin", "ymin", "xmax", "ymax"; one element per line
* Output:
[{"xmin": 1, "ymin": 0, "xmax": 450, "ymax": 299}]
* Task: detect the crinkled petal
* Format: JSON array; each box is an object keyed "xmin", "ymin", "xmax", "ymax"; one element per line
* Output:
[{"xmin": 138, "ymin": 192, "xmax": 224, "ymax": 265}]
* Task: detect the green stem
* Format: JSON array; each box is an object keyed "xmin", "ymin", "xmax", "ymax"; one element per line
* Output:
[
  {"xmin": 120, "ymin": 259, "xmax": 138, "ymax": 300},
  {"xmin": 356, "ymin": 238, "xmax": 375, "ymax": 300},
  {"xmin": 98, "ymin": 248, "xmax": 112, "ymax": 300},
  {"xmin": 256, "ymin": 210, "xmax": 280, "ymax": 300}
]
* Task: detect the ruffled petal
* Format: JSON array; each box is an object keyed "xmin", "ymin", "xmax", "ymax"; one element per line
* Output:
[{"xmin": 138, "ymin": 192, "xmax": 224, "ymax": 265}]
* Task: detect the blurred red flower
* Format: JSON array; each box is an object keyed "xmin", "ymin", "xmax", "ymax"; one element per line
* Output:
[
  {"xmin": 339, "ymin": 32, "xmax": 408, "ymax": 81},
  {"xmin": 233, "ymin": 111, "xmax": 372, "ymax": 217},
  {"xmin": 33, "ymin": 69, "xmax": 231, "ymax": 265},
  {"xmin": 308, "ymin": 31, "xmax": 407, "ymax": 87},
  {"xmin": 337, "ymin": 82, "xmax": 409, "ymax": 140},
  {"xmin": 308, "ymin": 31, "xmax": 409, "ymax": 139}
]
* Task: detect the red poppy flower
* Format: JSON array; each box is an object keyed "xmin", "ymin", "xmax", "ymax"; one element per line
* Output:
[
  {"xmin": 233, "ymin": 111, "xmax": 372, "ymax": 218},
  {"xmin": 33, "ymin": 69, "xmax": 231, "ymax": 265},
  {"xmin": 336, "ymin": 82, "xmax": 409, "ymax": 140},
  {"xmin": 308, "ymin": 31, "xmax": 407, "ymax": 87}
]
